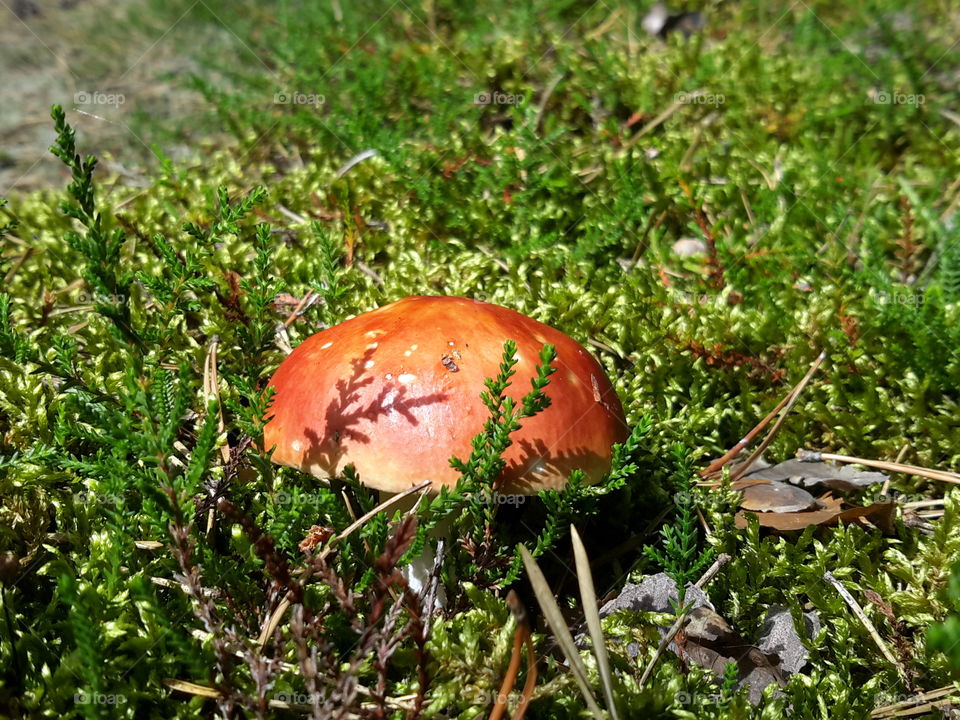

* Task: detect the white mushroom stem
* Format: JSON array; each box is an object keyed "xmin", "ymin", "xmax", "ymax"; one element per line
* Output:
[{"xmin": 381, "ymin": 489, "xmax": 449, "ymax": 609}]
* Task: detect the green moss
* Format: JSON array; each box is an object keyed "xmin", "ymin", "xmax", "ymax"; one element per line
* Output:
[{"xmin": 2, "ymin": 0, "xmax": 960, "ymax": 716}]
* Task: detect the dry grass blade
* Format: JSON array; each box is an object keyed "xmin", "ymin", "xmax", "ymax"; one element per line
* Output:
[
  {"xmin": 620, "ymin": 91, "xmax": 702, "ymax": 151},
  {"xmin": 701, "ymin": 350, "xmax": 825, "ymax": 480},
  {"xmin": 798, "ymin": 450, "xmax": 960, "ymax": 485},
  {"xmin": 325, "ymin": 481, "xmax": 432, "ymax": 558},
  {"xmin": 700, "ymin": 393, "xmax": 792, "ymax": 478},
  {"xmin": 256, "ymin": 481, "xmax": 432, "ymax": 649},
  {"xmin": 201, "ymin": 335, "xmax": 230, "ymax": 464},
  {"xmin": 638, "ymin": 553, "xmax": 731, "ymax": 688},
  {"xmin": 164, "ymin": 679, "xmax": 419, "ymax": 716},
  {"xmin": 518, "ymin": 545, "xmax": 605, "ymax": 720},
  {"xmin": 515, "ymin": 627, "xmax": 537, "ymax": 720},
  {"xmin": 490, "ymin": 590, "xmax": 536, "ymax": 720},
  {"xmin": 164, "ymin": 679, "xmax": 220, "ymax": 698},
  {"xmin": 489, "ymin": 619, "xmax": 523, "ymax": 720},
  {"xmin": 727, "ymin": 351, "xmax": 826, "ymax": 482},
  {"xmin": 283, "ymin": 291, "xmax": 320, "ymax": 327},
  {"xmin": 822, "ymin": 571, "xmax": 911, "ymax": 685},
  {"xmin": 532, "ymin": 73, "xmax": 564, "ymax": 134},
  {"xmin": 870, "ymin": 685, "xmax": 959, "ymax": 718},
  {"xmin": 571, "ymin": 526, "xmax": 619, "ymax": 720},
  {"xmin": 134, "ymin": 540, "xmax": 164, "ymax": 550},
  {"xmin": 201, "ymin": 336, "xmax": 228, "ymax": 539}
]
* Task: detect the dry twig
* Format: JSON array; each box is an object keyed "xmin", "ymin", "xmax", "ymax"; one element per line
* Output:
[
  {"xmin": 822, "ymin": 571, "xmax": 911, "ymax": 685},
  {"xmin": 637, "ymin": 553, "xmax": 731, "ymax": 688}
]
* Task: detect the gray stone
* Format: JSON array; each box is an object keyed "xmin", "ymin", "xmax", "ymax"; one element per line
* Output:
[
  {"xmin": 755, "ymin": 604, "xmax": 820, "ymax": 675},
  {"xmin": 672, "ymin": 238, "xmax": 708, "ymax": 258},
  {"xmin": 599, "ymin": 572, "xmax": 714, "ymax": 618}
]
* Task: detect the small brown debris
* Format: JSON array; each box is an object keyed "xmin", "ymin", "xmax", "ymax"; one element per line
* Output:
[
  {"xmin": 441, "ymin": 354, "xmax": 459, "ymax": 372},
  {"xmin": 299, "ymin": 525, "xmax": 335, "ymax": 553}
]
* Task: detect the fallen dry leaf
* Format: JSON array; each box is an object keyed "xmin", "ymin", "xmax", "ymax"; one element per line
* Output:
[
  {"xmin": 738, "ymin": 481, "xmax": 819, "ymax": 513},
  {"xmin": 680, "ymin": 607, "xmax": 786, "ymax": 702},
  {"xmin": 602, "ymin": 577, "xmax": 818, "ymax": 705},
  {"xmin": 735, "ymin": 495, "xmax": 895, "ymax": 533},
  {"xmin": 740, "ymin": 457, "xmax": 888, "ymax": 492}
]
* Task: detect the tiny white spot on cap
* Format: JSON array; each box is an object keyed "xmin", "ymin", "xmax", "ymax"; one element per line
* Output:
[
  {"xmin": 321, "ymin": 341, "xmax": 333, "ymax": 349},
  {"xmin": 411, "ymin": 344, "xmax": 418, "ymax": 350},
  {"xmin": 291, "ymin": 440, "xmax": 302, "ymax": 452},
  {"xmin": 366, "ymin": 342, "xmax": 379, "ymax": 350},
  {"xmin": 398, "ymin": 373, "xmax": 416, "ymax": 383},
  {"xmin": 364, "ymin": 360, "xmax": 375, "ymax": 369},
  {"xmin": 404, "ymin": 350, "xmax": 412, "ymax": 357},
  {"xmin": 385, "ymin": 373, "xmax": 393, "ymax": 380},
  {"xmin": 381, "ymin": 388, "xmax": 398, "ymax": 408},
  {"xmin": 448, "ymin": 341, "xmax": 455, "ymax": 346}
]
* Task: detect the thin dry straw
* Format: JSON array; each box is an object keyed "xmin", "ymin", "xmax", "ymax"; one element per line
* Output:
[
  {"xmin": 822, "ymin": 571, "xmax": 910, "ymax": 685},
  {"xmin": 256, "ymin": 481, "xmax": 431, "ymax": 649},
  {"xmin": 519, "ymin": 545, "xmax": 605, "ymax": 720},
  {"xmin": 571, "ymin": 525, "xmax": 619, "ymax": 720},
  {"xmin": 798, "ymin": 450, "xmax": 960, "ymax": 485},
  {"xmin": 701, "ymin": 350, "xmax": 826, "ymax": 479},
  {"xmin": 637, "ymin": 553, "xmax": 731, "ymax": 688},
  {"xmin": 727, "ymin": 351, "xmax": 827, "ymax": 482}
]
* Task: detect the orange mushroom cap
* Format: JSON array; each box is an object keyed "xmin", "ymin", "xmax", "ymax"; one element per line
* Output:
[{"xmin": 263, "ymin": 296, "xmax": 628, "ymax": 494}]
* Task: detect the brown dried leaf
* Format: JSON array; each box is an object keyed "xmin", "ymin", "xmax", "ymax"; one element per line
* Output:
[
  {"xmin": 680, "ymin": 607, "xmax": 786, "ymax": 699},
  {"xmin": 734, "ymin": 500, "xmax": 895, "ymax": 533},
  {"xmin": 738, "ymin": 481, "xmax": 819, "ymax": 513},
  {"xmin": 684, "ymin": 606, "xmax": 736, "ymax": 644},
  {"xmin": 741, "ymin": 458, "xmax": 888, "ymax": 492}
]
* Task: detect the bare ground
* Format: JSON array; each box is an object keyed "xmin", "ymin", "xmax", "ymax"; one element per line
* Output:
[{"xmin": 0, "ymin": 0, "xmax": 236, "ymax": 195}]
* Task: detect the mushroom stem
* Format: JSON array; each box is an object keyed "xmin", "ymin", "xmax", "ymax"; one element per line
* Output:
[{"xmin": 379, "ymin": 489, "xmax": 449, "ymax": 608}]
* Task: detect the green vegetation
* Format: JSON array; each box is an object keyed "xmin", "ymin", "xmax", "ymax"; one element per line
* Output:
[
  {"xmin": 644, "ymin": 444, "xmax": 716, "ymax": 606},
  {"xmin": 1, "ymin": 0, "xmax": 959, "ymax": 717}
]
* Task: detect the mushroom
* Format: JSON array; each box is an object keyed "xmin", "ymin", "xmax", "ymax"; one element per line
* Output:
[
  {"xmin": 264, "ymin": 295, "xmax": 627, "ymax": 493},
  {"xmin": 263, "ymin": 295, "xmax": 628, "ymax": 594}
]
